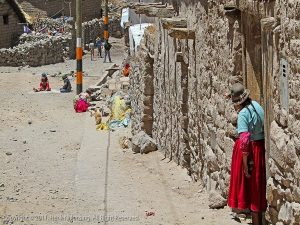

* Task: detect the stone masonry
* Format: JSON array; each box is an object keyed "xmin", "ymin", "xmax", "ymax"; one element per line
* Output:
[
  {"xmin": 130, "ymin": 0, "xmax": 300, "ymax": 224},
  {"xmin": 0, "ymin": 35, "xmax": 65, "ymax": 67},
  {"xmin": 83, "ymin": 16, "xmax": 123, "ymax": 46}
]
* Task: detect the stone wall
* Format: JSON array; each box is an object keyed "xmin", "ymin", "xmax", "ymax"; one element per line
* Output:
[
  {"xmin": 0, "ymin": 1, "xmax": 24, "ymax": 48},
  {"xmin": 83, "ymin": 17, "xmax": 123, "ymax": 45},
  {"xmin": 130, "ymin": 26, "xmax": 156, "ymax": 137},
  {"xmin": 0, "ymin": 36, "xmax": 65, "ymax": 67},
  {"xmin": 130, "ymin": 0, "xmax": 300, "ymax": 224},
  {"xmin": 265, "ymin": 1, "xmax": 300, "ymax": 224}
]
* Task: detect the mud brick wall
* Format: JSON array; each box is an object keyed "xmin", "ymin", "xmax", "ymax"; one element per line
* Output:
[
  {"xmin": 69, "ymin": 0, "xmax": 102, "ymax": 21},
  {"xmin": 130, "ymin": 0, "xmax": 300, "ymax": 224},
  {"xmin": 18, "ymin": 0, "xmax": 101, "ymax": 21},
  {"xmin": 0, "ymin": 1, "xmax": 24, "ymax": 48}
]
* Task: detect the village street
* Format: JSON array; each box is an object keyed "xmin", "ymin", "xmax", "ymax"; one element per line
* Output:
[{"xmin": 0, "ymin": 38, "xmax": 242, "ymax": 225}]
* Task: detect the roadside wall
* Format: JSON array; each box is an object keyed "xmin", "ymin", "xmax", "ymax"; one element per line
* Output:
[
  {"xmin": 83, "ymin": 17, "xmax": 123, "ymax": 44},
  {"xmin": 130, "ymin": 0, "xmax": 300, "ymax": 224},
  {"xmin": 0, "ymin": 36, "xmax": 64, "ymax": 67}
]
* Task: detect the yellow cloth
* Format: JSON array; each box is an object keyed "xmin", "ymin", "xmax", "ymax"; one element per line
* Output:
[{"xmin": 96, "ymin": 123, "xmax": 109, "ymax": 131}]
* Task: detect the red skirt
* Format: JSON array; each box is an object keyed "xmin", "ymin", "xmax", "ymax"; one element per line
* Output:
[{"xmin": 228, "ymin": 139, "xmax": 267, "ymax": 212}]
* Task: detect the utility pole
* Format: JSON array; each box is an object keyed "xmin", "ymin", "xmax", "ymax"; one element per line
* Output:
[
  {"xmin": 76, "ymin": 0, "xmax": 83, "ymax": 94},
  {"xmin": 139, "ymin": 0, "xmax": 141, "ymax": 30},
  {"xmin": 104, "ymin": 0, "xmax": 109, "ymax": 40}
]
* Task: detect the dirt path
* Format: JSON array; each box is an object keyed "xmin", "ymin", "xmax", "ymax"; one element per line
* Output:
[{"xmin": 0, "ymin": 38, "xmax": 243, "ymax": 225}]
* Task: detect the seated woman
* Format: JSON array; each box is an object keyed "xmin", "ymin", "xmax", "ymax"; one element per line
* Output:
[
  {"xmin": 33, "ymin": 73, "xmax": 51, "ymax": 92},
  {"xmin": 60, "ymin": 74, "xmax": 72, "ymax": 93},
  {"xmin": 73, "ymin": 89, "xmax": 93, "ymax": 113}
]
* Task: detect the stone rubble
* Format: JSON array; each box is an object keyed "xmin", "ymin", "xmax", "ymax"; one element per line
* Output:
[
  {"xmin": 208, "ymin": 191, "xmax": 228, "ymax": 209},
  {"xmin": 132, "ymin": 131, "xmax": 157, "ymax": 154}
]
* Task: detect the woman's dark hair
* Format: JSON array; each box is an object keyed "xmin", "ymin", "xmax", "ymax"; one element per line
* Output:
[{"xmin": 241, "ymin": 97, "xmax": 252, "ymax": 109}]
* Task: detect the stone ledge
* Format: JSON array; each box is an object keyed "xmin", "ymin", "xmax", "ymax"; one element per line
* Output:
[
  {"xmin": 134, "ymin": 5, "xmax": 175, "ymax": 18},
  {"xmin": 168, "ymin": 28, "xmax": 195, "ymax": 39},
  {"xmin": 161, "ymin": 18, "xmax": 187, "ymax": 29}
]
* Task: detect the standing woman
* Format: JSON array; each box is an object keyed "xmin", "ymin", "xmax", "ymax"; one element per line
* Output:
[{"xmin": 227, "ymin": 83, "xmax": 267, "ymax": 225}]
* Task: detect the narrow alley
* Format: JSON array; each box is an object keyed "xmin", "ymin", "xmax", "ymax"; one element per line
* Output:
[{"xmin": 1, "ymin": 0, "xmax": 299, "ymax": 225}]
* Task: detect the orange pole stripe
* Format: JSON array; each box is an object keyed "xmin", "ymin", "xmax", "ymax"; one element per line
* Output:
[
  {"xmin": 76, "ymin": 47, "xmax": 82, "ymax": 59},
  {"xmin": 104, "ymin": 30, "xmax": 109, "ymax": 39},
  {"xmin": 104, "ymin": 17, "xmax": 108, "ymax": 24},
  {"xmin": 77, "ymin": 71, "xmax": 83, "ymax": 84}
]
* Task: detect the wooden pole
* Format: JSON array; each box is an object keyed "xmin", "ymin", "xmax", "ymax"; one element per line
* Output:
[
  {"xmin": 76, "ymin": 0, "xmax": 83, "ymax": 94},
  {"xmin": 104, "ymin": 0, "xmax": 109, "ymax": 39}
]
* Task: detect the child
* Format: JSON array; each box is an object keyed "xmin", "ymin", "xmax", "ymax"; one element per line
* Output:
[
  {"xmin": 60, "ymin": 74, "xmax": 72, "ymax": 93},
  {"xmin": 33, "ymin": 73, "xmax": 51, "ymax": 92}
]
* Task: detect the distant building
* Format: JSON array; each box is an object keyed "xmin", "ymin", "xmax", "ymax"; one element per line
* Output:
[
  {"xmin": 17, "ymin": 0, "xmax": 102, "ymax": 21},
  {"xmin": 0, "ymin": 0, "xmax": 28, "ymax": 48}
]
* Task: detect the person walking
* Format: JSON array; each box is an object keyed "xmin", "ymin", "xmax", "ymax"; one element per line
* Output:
[
  {"xmin": 103, "ymin": 39, "xmax": 112, "ymax": 63},
  {"xmin": 96, "ymin": 37, "xmax": 103, "ymax": 58},
  {"xmin": 227, "ymin": 83, "xmax": 267, "ymax": 225},
  {"xmin": 89, "ymin": 39, "xmax": 95, "ymax": 61}
]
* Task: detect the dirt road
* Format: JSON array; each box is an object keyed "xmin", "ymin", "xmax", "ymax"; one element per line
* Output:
[{"xmin": 0, "ymin": 38, "xmax": 242, "ymax": 225}]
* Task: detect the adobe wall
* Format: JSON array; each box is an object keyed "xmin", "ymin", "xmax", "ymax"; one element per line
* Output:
[
  {"xmin": 0, "ymin": 1, "xmax": 24, "ymax": 48},
  {"xmin": 18, "ymin": 0, "xmax": 102, "ymax": 21}
]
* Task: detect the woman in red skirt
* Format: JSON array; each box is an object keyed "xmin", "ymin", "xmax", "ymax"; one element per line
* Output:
[{"xmin": 227, "ymin": 83, "xmax": 267, "ymax": 225}]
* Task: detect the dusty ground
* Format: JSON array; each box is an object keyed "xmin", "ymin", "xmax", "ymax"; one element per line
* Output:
[{"xmin": 0, "ymin": 38, "xmax": 243, "ymax": 225}]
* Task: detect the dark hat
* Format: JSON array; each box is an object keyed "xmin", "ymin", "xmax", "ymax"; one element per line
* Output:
[
  {"xmin": 230, "ymin": 83, "xmax": 250, "ymax": 106},
  {"xmin": 41, "ymin": 73, "xmax": 47, "ymax": 77}
]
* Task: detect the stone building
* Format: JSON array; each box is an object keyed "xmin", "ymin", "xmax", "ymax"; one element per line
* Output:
[
  {"xmin": 130, "ymin": 0, "xmax": 300, "ymax": 224},
  {"xmin": 17, "ymin": 0, "xmax": 102, "ymax": 21},
  {"xmin": 0, "ymin": 0, "xmax": 28, "ymax": 48}
]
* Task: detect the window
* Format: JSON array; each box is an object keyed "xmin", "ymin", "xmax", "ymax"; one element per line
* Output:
[{"xmin": 3, "ymin": 15, "xmax": 9, "ymax": 25}]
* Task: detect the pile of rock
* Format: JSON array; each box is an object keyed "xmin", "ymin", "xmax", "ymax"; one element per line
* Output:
[
  {"xmin": 32, "ymin": 17, "xmax": 72, "ymax": 34},
  {"xmin": 19, "ymin": 32, "xmax": 71, "ymax": 44},
  {"xmin": 132, "ymin": 131, "xmax": 157, "ymax": 154}
]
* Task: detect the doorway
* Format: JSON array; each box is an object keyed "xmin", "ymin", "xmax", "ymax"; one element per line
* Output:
[{"xmin": 241, "ymin": 13, "xmax": 263, "ymax": 103}]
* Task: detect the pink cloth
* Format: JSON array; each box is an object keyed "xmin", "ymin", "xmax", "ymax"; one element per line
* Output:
[
  {"xmin": 240, "ymin": 132, "xmax": 250, "ymax": 155},
  {"xmin": 75, "ymin": 99, "xmax": 89, "ymax": 113}
]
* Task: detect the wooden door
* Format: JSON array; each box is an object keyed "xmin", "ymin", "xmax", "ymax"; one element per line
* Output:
[{"xmin": 242, "ymin": 13, "xmax": 263, "ymax": 104}]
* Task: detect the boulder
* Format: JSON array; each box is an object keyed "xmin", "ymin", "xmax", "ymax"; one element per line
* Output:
[
  {"xmin": 208, "ymin": 191, "xmax": 227, "ymax": 209},
  {"xmin": 132, "ymin": 131, "xmax": 157, "ymax": 154}
]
